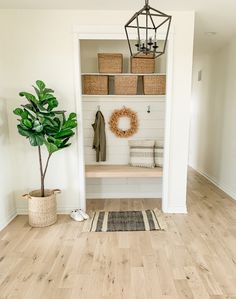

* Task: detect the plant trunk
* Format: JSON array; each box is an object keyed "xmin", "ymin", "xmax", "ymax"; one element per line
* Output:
[
  {"xmin": 38, "ymin": 146, "xmax": 52, "ymax": 197},
  {"xmin": 38, "ymin": 146, "xmax": 44, "ymax": 197}
]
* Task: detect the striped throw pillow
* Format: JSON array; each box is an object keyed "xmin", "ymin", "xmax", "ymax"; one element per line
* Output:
[
  {"xmin": 129, "ymin": 140, "xmax": 155, "ymax": 168},
  {"xmin": 154, "ymin": 141, "xmax": 164, "ymax": 167}
]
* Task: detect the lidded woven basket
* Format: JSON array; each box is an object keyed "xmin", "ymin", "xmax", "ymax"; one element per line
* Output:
[{"xmin": 98, "ymin": 53, "xmax": 123, "ymax": 73}]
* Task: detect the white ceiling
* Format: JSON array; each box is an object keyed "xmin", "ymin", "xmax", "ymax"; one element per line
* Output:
[{"xmin": 0, "ymin": 0, "xmax": 235, "ymax": 53}]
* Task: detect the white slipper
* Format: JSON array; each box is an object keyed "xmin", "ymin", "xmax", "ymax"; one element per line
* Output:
[
  {"xmin": 70, "ymin": 210, "xmax": 84, "ymax": 222},
  {"xmin": 78, "ymin": 209, "xmax": 89, "ymax": 220}
]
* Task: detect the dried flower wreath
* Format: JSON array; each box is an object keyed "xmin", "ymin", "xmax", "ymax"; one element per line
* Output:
[{"xmin": 109, "ymin": 106, "xmax": 138, "ymax": 138}]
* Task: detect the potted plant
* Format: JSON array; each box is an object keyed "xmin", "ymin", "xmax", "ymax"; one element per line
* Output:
[{"xmin": 13, "ymin": 80, "xmax": 77, "ymax": 227}]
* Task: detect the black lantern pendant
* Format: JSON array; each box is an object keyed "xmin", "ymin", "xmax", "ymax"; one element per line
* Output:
[{"xmin": 125, "ymin": 0, "xmax": 172, "ymax": 59}]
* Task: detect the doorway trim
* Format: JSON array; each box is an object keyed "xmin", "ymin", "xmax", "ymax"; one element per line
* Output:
[{"xmin": 72, "ymin": 25, "xmax": 174, "ymax": 212}]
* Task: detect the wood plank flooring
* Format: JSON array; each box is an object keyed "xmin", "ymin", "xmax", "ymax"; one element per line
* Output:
[{"xmin": 1, "ymin": 168, "xmax": 236, "ymax": 298}]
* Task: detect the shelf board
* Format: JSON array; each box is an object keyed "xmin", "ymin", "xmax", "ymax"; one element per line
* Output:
[
  {"xmin": 85, "ymin": 164, "xmax": 163, "ymax": 178},
  {"xmin": 82, "ymin": 95, "xmax": 165, "ymax": 100},
  {"xmin": 82, "ymin": 73, "xmax": 166, "ymax": 76}
]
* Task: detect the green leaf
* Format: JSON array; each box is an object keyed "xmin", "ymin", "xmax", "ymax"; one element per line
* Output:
[
  {"xmin": 38, "ymin": 111, "xmax": 55, "ymax": 117},
  {"xmin": 32, "ymin": 86, "xmax": 41, "ymax": 99},
  {"xmin": 44, "ymin": 88, "xmax": 54, "ymax": 93},
  {"xmin": 54, "ymin": 129, "xmax": 75, "ymax": 139},
  {"xmin": 54, "ymin": 110, "xmax": 66, "ymax": 114},
  {"xmin": 53, "ymin": 117, "xmax": 61, "ymax": 129},
  {"xmin": 33, "ymin": 120, "xmax": 43, "ymax": 132},
  {"xmin": 60, "ymin": 137, "xmax": 70, "ymax": 146},
  {"xmin": 45, "ymin": 141, "xmax": 58, "ymax": 154},
  {"xmin": 17, "ymin": 125, "xmax": 31, "ymax": 137},
  {"xmin": 19, "ymin": 92, "xmax": 38, "ymax": 105},
  {"xmin": 19, "ymin": 123, "xmax": 31, "ymax": 130},
  {"xmin": 29, "ymin": 134, "xmax": 44, "ymax": 146},
  {"xmin": 69, "ymin": 112, "xmax": 77, "ymax": 120},
  {"xmin": 59, "ymin": 143, "xmax": 71, "ymax": 149},
  {"xmin": 23, "ymin": 119, "xmax": 32, "ymax": 128},
  {"xmin": 37, "ymin": 103, "xmax": 47, "ymax": 111},
  {"xmin": 21, "ymin": 109, "xmax": 29, "ymax": 119},
  {"xmin": 22, "ymin": 104, "xmax": 37, "ymax": 113},
  {"xmin": 42, "ymin": 94, "xmax": 55, "ymax": 101},
  {"xmin": 48, "ymin": 98, "xmax": 58, "ymax": 111},
  {"xmin": 13, "ymin": 108, "xmax": 23, "ymax": 116},
  {"xmin": 36, "ymin": 80, "xmax": 45, "ymax": 91},
  {"xmin": 63, "ymin": 119, "xmax": 77, "ymax": 129},
  {"xmin": 14, "ymin": 108, "xmax": 29, "ymax": 119}
]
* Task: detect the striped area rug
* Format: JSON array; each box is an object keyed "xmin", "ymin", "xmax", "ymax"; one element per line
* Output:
[{"xmin": 89, "ymin": 209, "xmax": 164, "ymax": 232}]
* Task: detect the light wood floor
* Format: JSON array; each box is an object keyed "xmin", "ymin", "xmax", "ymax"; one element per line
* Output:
[{"xmin": 1, "ymin": 168, "xmax": 236, "ymax": 299}]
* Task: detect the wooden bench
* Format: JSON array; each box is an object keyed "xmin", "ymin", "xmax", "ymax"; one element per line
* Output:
[{"xmin": 85, "ymin": 165, "xmax": 163, "ymax": 178}]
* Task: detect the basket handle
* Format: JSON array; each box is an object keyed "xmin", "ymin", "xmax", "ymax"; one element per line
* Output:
[
  {"xmin": 52, "ymin": 189, "xmax": 61, "ymax": 194},
  {"xmin": 22, "ymin": 194, "xmax": 31, "ymax": 200}
]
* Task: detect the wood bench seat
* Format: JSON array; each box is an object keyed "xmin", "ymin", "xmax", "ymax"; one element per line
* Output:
[{"xmin": 85, "ymin": 165, "xmax": 163, "ymax": 178}]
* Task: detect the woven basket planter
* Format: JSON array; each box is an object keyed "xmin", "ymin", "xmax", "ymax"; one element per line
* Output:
[
  {"xmin": 131, "ymin": 56, "xmax": 155, "ymax": 74},
  {"xmin": 83, "ymin": 75, "xmax": 108, "ymax": 95},
  {"xmin": 23, "ymin": 189, "xmax": 60, "ymax": 228},
  {"xmin": 114, "ymin": 75, "xmax": 138, "ymax": 95},
  {"xmin": 98, "ymin": 53, "xmax": 123, "ymax": 73},
  {"xmin": 143, "ymin": 75, "xmax": 166, "ymax": 95}
]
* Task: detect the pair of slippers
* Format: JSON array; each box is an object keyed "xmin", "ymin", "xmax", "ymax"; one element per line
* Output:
[{"xmin": 70, "ymin": 209, "xmax": 89, "ymax": 222}]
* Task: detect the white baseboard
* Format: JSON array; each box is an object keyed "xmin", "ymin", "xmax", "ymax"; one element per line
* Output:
[
  {"xmin": 17, "ymin": 206, "xmax": 78, "ymax": 215},
  {"xmin": 191, "ymin": 166, "xmax": 236, "ymax": 200},
  {"xmin": 0, "ymin": 209, "xmax": 17, "ymax": 231}
]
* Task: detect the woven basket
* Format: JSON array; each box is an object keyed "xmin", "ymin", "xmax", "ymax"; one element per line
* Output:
[
  {"xmin": 143, "ymin": 75, "xmax": 166, "ymax": 95},
  {"xmin": 98, "ymin": 53, "xmax": 123, "ymax": 73},
  {"xmin": 114, "ymin": 75, "xmax": 138, "ymax": 95},
  {"xmin": 23, "ymin": 189, "xmax": 60, "ymax": 227},
  {"xmin": 83, "ymin": 75, "xmax": 109, "ymax": 95},
  {"xmin": 131, "ymin": 55, "xmax": 155, "ymax": 74}
]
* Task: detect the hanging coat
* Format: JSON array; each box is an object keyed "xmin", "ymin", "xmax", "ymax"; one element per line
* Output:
[{"xmin": 92, "ymin": 111, "xmax": 106, "ymax": 162}]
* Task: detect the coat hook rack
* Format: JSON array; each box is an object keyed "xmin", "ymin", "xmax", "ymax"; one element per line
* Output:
[{"xmin": 147, "ymin": 105, "xmax": 151, "ymax": 113}]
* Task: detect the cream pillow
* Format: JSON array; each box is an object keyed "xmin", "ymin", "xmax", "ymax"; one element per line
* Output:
[
  {"xmin": 154, "ymin": 141, "xmax": 164, "ymax": 167},
  {"xmin": 129, "ymin": 140, "xmax": 155, "ymax": 168}
]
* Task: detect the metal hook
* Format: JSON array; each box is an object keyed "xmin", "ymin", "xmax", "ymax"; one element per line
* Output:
[
  {"xmin": 147, "ymin": 105, "xmax": 151, "ymax": 113},
  {"xmin": 97, "ymin": 105, "xmax": 100, "ymax": 111}
]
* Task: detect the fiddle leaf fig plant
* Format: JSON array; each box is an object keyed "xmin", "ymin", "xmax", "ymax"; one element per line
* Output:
[{"xmin": 13, "ymin": 80, "xmax": 77, "ymax": 197}]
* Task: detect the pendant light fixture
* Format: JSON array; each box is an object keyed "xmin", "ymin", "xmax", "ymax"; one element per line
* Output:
[{"xmin": 125, "ymin": 0, "xmax": 171, "ymax": 59}]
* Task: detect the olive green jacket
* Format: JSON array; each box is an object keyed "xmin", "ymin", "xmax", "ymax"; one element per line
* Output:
[{"xmin": 92, "ymin": 111, "xmax": 106, "ymax": 162}]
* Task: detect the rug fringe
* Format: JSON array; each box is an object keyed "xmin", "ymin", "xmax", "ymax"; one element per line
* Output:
[{"xmin": 153, "ymin": 208, "xmax": 168, "ymax": 230}]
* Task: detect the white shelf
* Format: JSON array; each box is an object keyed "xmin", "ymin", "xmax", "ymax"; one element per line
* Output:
[
  {"xmin": 82, "ymin": 95, "xmax": 166, "ymax": 103},
  {"xmin": 82, "ymin": 94, "xmax": 166, "ymax": 101},
  {"xmin": 82, "ymin": 73, "xmax": 166, "ymax": 76}
]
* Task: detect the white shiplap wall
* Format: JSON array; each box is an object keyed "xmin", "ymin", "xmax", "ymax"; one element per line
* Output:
[{"xmin": 83, "ymin": 98, "xmax": 165, "ymax": 198}]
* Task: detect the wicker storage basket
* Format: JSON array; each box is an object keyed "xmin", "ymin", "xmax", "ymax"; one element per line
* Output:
[
  {"xmin": 83, "ymin": 75, "xmax": 108, "ymax": 95},
  {"xmin": 98, "ymin": 53, "xmax": 123, "ymax": 73},
  {"xmin": 23, "ymin": 189, "xmax": 60, "ymax": 227},
  {"xmin": 114, "ymin": 75, "xmax": 138, "ymax": 95},
  {"xmin": 131, "ymin": 56, "xmax": 155, "ymax": 74},
  {"xmin": 143, "ymin": 75, "xmax": 166, "ymax": 95}
]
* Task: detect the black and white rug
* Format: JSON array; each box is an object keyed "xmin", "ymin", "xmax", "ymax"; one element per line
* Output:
[{"xmin": 88, "ymin": 209, "xmax": 164, "ymax": 232}]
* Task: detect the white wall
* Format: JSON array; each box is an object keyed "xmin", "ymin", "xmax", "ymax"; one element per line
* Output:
[
  {"xmin": 164, "ymin": 12, "xmax": 194, "ymax": 213},
  {"xmin": 0, "ymin": 9, "xmax": 194, "ymax": 214},
  {"xmin": 0, "ymin": 98, "xmax": 16, "ymax": 229},
  {"xmin": 190, "ymin": 38, "xmax": 236, "ymax": 199}
]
